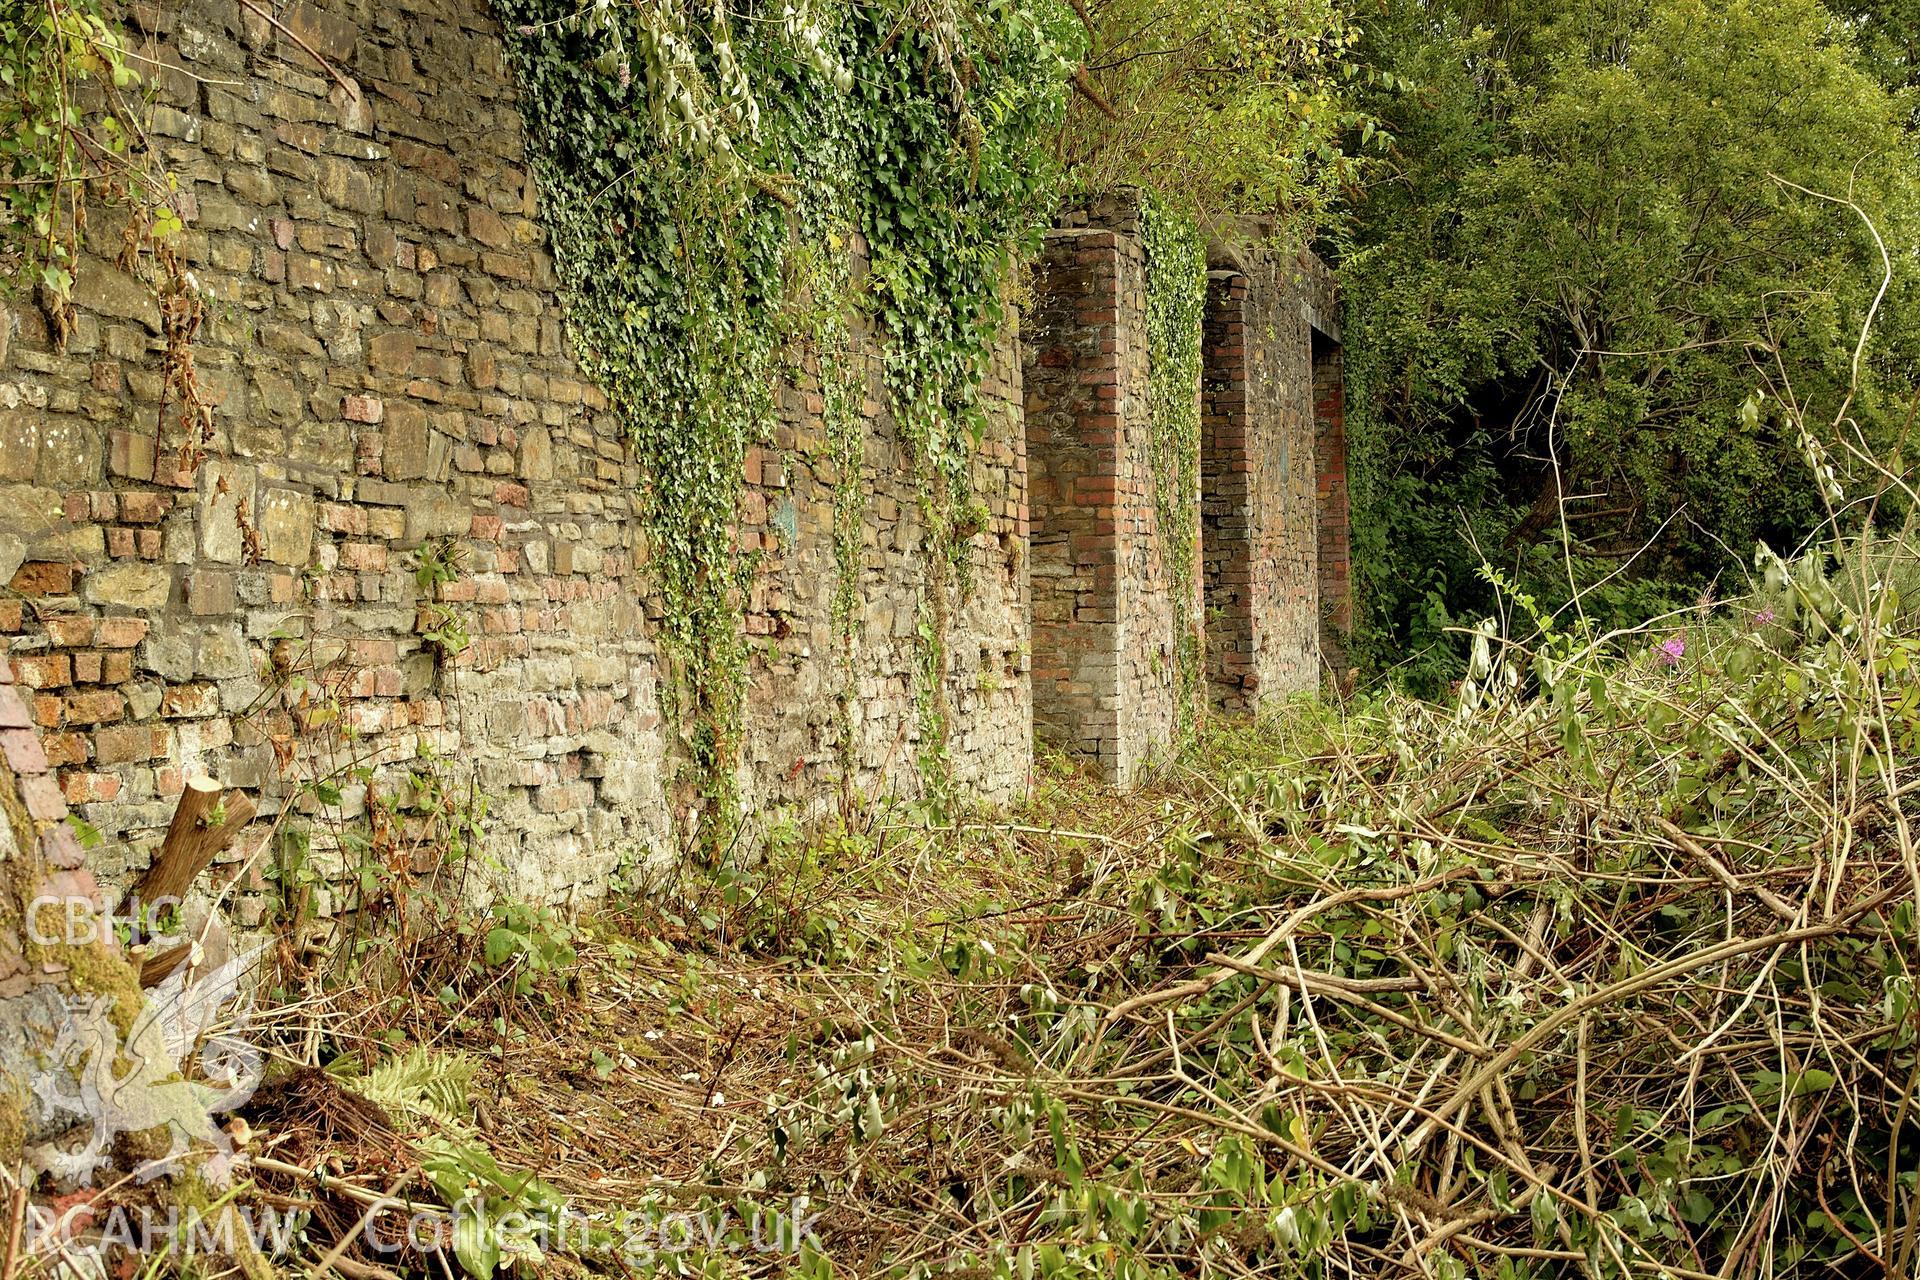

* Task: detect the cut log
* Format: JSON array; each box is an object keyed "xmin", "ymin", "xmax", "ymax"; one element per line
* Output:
[
  {"xmin": 140, "ymin": 943, "xmax": 193, "ymax": 987},
  {"xmin": 126, "ymin": 775, "xmax": 257, "ymax": 917}
]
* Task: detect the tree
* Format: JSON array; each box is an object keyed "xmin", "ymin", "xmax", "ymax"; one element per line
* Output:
[
  {"xmin": 1339, "ymin": 0, "xmax": 1920, "ymax": 689},
  {"xmin": 1057, "ymin": 0, "xmax": 1372, "ymax": 231}
]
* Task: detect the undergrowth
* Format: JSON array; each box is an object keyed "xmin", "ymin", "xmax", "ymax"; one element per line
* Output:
[{"xmin": 30, "ymin": 523, "xmax": 1919, "ymax": 1280}]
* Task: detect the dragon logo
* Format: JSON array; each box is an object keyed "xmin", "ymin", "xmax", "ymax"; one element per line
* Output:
[{"xmin": 28, "ymin": 949, "xmax": 264, "ymax": 1186}]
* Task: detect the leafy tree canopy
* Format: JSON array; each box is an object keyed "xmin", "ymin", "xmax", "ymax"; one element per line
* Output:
[
  {"xmin": 1058, "ymin": 0, "xmax": 1374, "ymax": 233},
  {"xmin": 1340, "ymin": 0, "xmax": 1920, "ymax": 690}
]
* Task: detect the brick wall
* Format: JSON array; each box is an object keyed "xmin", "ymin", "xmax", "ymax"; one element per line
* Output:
[
  {"xmin": 0, "ymin": 0, "xmax": 1028, "ymax": 912},
  {"xmin": 1313, "ymin": 335, "xmax": 1352, "ymax": 687},
  {"xmin": 1, "ymin": 651, "xmax": 117, "ymax": 1145},
  {"xmin": 1023, "ymin": 195, "xmax": 1196, "ymax": 785},
  {"xmin": 1199, "ymin": 245, "xmax": 1326, "ymax": 708}
]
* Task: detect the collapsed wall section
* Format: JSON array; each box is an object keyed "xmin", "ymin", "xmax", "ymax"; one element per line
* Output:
[
  {"xmin": 0, "ymin": 0, "xmax": 1029, "ymax": 914},
  {"xmin": 1023, "ymin": 198, "xmax": 1196, "ymax": 785}
]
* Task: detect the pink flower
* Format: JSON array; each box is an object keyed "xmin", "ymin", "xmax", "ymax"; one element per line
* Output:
[
  {"xmin": 1657, "ymin": 637, "xmax": 1686, "ymax": 667},
  {"xmin": 1753, "ymin": 607, "xmax": 1776, "ymax": 626}
]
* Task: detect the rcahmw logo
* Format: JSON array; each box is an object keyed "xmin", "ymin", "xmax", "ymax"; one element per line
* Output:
[{"xmin": 28, "ymin": 947, "xmax": 265, "ymax": 1186}]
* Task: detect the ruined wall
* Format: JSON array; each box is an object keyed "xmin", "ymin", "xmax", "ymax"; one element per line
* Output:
[
  {"xmin": 741, "ymin": 304, "xmax": 1029, "ymax": 819},
  {"xmin": 0, "ymin": 650, "xmax": 121, "ymax": 1147},
  {"xmin": 0, "ymin": 0, "xmax": 1028, "ymax": 911},
  {"xmin": 1200, "ymin": 247, "xmax": 1325, "ymax": 709},
  {"xmin": 1023, "ymin": 197, "xmax": 1194, "ymax": 785},
  {"xmin": 1313, "ymin": 335, "xmax": 1352, "ymax": 687}
]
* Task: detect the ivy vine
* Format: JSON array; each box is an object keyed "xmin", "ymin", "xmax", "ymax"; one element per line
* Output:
[
  {"xmin": 1140, "ymin": 193, "xmax": 1207, "ymax": 740},
  {"xmin": 495, "ymin": 0, "xmax": 1080, "ymax": 850},
  {"xmin": 1, "ymin": 0, "xmax": 173, "ymax": 302}
]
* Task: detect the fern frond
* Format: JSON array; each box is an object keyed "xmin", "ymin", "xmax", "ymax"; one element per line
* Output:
[{"xmin": 352, "ymin": 1047, "xmax": 478, "ymax": 1131}]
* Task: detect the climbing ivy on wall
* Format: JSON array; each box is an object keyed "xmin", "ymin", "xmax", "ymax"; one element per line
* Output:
[
  {"xmin": 494, "ymin": 0, "xmax": 1080, "ymax": 850},
  {"xmin": 0, "ymin": 0, "xmax": 172, "ymax": 300},
  {"xmin": 1140, "ymin": 194, "xmax": 1207, "ymax": 739}
]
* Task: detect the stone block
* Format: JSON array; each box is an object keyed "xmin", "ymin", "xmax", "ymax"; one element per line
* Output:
[
  {"xmin": 319, "ymin": 157, "xmax": 376, "ymax": 213},
  {"xmin": 368, "ymin": 331, "xmax": 417, "ymax": 374},
  {"xmin": 186, "ymin": 569, "xmax": 237, "ymax": 616},
  {"xmin": 405, "ymin": 490, "xmax": 468, "ymax": 543},
  {"xmin": 140, "ymin": 632, "xmax": 194, "ymax": 682},
  {"xmin": 195, "ymin": 628, "xmax": 252, "ymax": 679},
  {"xmin": 278, "ymin": 2, "xmax": 358, "ymax": 62},
  {"xmin": 533, "ymin": 781, "xmax": 593, "ymax": 814},
  {"xmin": 519, "ymin": 425, "xmax": 552, "ymax": 482},
  {"xmin": 84, "ymin": 560, "xmax": 171, "ymax": 609},
  {"xmin": 382, "ymin": 403, "xmax": 443, "ymax": 481},
  {"xmin": 109, "ymin": 429, "xmax": 158, "ymax": 481},
  {"xmin": 258, "ymin": 487, "xmax": 316, "ymax": 566},
  {"xmin": 71, "ymin": 259, "xmax": 161, "ymax": 333},
  {"xmin": 0, "ymin": 531, "xmax": 23, "ymax": 592},
  {"xmin": 467, "ymin": 205, "xmax": 511, "ymax": 249},
  {"xmin": 197, "ymin": 458, "xmax": 256, "ymax": 564}
]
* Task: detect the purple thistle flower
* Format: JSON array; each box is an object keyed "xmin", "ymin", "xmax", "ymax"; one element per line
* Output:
[{"xmin": 1657, "ymin": 636, "xmax": 1686, "ymax": 667}]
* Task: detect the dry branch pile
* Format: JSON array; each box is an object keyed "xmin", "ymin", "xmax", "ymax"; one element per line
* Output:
[
  {"xmin": 19, "ymin": 534, "xmax": 1915, "ymax": 1280},
  {"xmin": 680, "ymin": 532, "xmax": 1919, "ymax": 1279}
]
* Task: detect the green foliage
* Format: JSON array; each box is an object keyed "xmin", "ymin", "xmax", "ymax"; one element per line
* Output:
[
  {"xmin": 409, "ymin": 536, "xmax": 465, "ymax": 594},
  {"xmin": 1061, "ymin": 0, "xmax": 1375, "ymax": 231},
  {"xmin": 1835, "ymin": 0, "xmax": 1920, "ymax": 94},
  {"xmin": 496, "ymin": 0, "xmax": 1080, "ymax": 846},
  {"xmin": 0, "ymin": 0, "xmax": 162, "ymax": 297},
  {"xmin": 742, "ymin": 532, "xmax": 1920, "ymax": 1278},
  {"xmin": 344, "ymin": 1045, "xmax": 480, "ymax": 1132},
  {"xmin": 1341, "ymin": 0, "xmax": 1920, "ymax": 691},
  {"xmin": 1139, "ymin": 194, "xmax": 1206, "ymax": 735}
]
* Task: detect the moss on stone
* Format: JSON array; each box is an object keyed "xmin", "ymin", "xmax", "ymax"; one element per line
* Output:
[
  {"xmin": 0, "ymin": 1079, "xmax": 26, "ymax": 1163},
  {"xmin": 41, "ymin": 934, "xmax": 145, "ymax": 1040}
]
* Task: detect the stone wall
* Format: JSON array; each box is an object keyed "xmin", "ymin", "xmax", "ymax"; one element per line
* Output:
[
  {"xmin": 0, "ymin": 0, "xmax": 1029, "ymax": 912},
  {"xmin": 740, "ymin": 297, "xmax": 1029, "ymax": 820},
  {"xmin": 1023, "ymin": 197, "xmax": 1196, "ymax": 785},
  {"xmin": 1199, "ymin": 245, "xmax": 1330, "ymax": 709},
  {"xmin": 0, "ymin": 0, "xmax": 1349, "ymax": 909}
]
